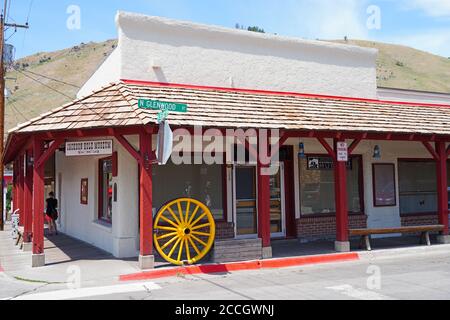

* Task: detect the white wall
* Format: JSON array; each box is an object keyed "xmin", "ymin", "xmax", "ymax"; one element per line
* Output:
[
  {"xmin": 77, "ymin": 49, "xmax": 121, "ymax": 99},
  {"xmin": 79, "ymin": 11, "xmax": 378, "ymax": 99},
  {"xmin": 378, "ymin": 87, "xmax": 450, "ymax": 105},
  {"xmin": 55, "ymin": 136, "xmax": 139, "ymax": 258},
  {"xmin": 116, "ymin": 12, "xmax": 377, "ymax": 98}
]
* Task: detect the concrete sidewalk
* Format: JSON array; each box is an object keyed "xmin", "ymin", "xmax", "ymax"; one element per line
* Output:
[{"xmin": 0, "ymin": 223, "xmax": 140, "ymax": 287}]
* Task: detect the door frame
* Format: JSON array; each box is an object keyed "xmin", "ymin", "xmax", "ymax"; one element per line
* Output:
[
  {"xmin": 271, "ymin": 163, "xmax": 286, "ymax": 239},
  {"xmin": 233, "ymin": 164, "xmax": 259, "ymax": 239}
]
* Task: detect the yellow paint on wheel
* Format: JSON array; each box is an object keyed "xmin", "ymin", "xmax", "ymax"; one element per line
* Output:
[{"xmin": 154, "ymin": 198, "xmax": 216, "ymax": 266}]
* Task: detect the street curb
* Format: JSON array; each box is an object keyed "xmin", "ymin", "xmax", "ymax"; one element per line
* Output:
[{"xmin": 119, "ymin": 252, "xmax": 359, "ymax": 281}]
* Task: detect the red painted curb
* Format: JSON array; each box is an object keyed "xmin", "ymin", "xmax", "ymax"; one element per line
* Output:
[{"xmin": 119, "ymin": 253, "xmax": 359, "ymax": 282}]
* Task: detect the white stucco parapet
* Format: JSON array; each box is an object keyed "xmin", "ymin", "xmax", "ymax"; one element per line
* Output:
[{"xmin": 79, "ymin": 11, "xmax": 379, "ymax": 99}]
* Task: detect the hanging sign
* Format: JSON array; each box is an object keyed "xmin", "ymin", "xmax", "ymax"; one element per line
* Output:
[
  {"xmin": 138, "ymin": 99, "xmax": 188, "ymax": 113},
  {"xmin": 336, "ymin": 142, "xmax": 349, "ymax": 162},
  {"xmin": 66, "ymin": 140, "xmax": 113, "ymax": 157}
]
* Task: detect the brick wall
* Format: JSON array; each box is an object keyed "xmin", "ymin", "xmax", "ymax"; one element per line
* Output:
[
  {"xmin": 401, "ymin": 214, "xmax": 439, "ymax": 227},
  {"xmin": 296, "ymin": 214, "xmax": 367, "ymax": 241},
  {"xmin": 216, "ymin": 221, "xmax": 234, "ymax": 240}
]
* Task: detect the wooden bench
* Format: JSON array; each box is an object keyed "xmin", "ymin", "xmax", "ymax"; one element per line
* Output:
[{"xmin": 349, "ymin": 225, "xmax": 445, "ymax": 251}]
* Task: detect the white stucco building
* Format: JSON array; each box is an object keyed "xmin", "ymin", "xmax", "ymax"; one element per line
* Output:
[{"xmin": 6, "ymin": 11, "xmax": 450, "ymax": 268}]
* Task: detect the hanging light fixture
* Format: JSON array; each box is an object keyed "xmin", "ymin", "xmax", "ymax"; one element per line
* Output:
[
  {"xmin": 373, "ymin": 145, "xmax": 381, "ymax": 159},
  {"xmin": 298, "ymin": 142, "xmax": 306, "ymax": 158}
]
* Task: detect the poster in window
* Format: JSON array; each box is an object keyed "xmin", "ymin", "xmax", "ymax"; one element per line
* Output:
[
  {"xmin": 80, "ymin": 178, "xmax": 88, "ymax": 205},
  {"xmin": 373, "ymin": 164, "xmax": 396, "ymax": 207}
]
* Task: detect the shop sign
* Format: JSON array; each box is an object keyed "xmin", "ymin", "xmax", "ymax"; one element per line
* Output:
[
  {"xmin": 307, "ymin": 156, "xmax": 352, "ymax": 170},
  {"xmin": 66, "ymin": 140, "xmax": 113, "ymax": 157}
]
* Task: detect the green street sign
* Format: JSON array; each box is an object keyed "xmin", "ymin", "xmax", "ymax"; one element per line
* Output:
[
  {"xmin": 138, "ymin": 99, "xmax": 188, "ymax": 113},
  {"xmin": 157, "ymin": 110, "xmax": 169, "ymax": 124}
]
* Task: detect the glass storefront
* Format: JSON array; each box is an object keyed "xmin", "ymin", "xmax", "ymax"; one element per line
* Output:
[
  {"xmin": 153, "ymin": 159, "xmax": 225, "ymax": 220},
  {"xmin": 299, "ymin": 156, "xmax": 363, "ymax": 215}
]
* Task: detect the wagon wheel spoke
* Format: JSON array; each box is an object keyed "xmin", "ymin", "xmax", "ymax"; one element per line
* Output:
[
  {"xmin": 191, "ymin": 212, "xmax": 207, "ymax": 228},
  {"xmin": 191, "ymin": 223, "xmax": 211, "ymax": 231},
  {"xmin": 191, "ymin": 234, "xmax": 208, "ymax": 247},
  {"xmin": 177, "ymin": 239, "xmax": 185, "ymax": 262},
  {"xmin": 160, "ymin": 215, "xmax": 179, "ymax": 229},
  {"xmin": 167, "ymin": 207, "xmax": 182, "ymax": 225},
  {"xmin": 187, "ymin": 205, "xmax": 200, "ymax": 225},
  {"xmin": 191, "ymin": 231, "xmax": 210, "ymax": 237},
  {"xmin": 161, "ymin": 235, "xmax": 179, "ymax": 251},
  {"xmin": 157, "ymin": 232, "xmax": 178, "ymax": 241},
  {"xmin": 188, "ymin": 237, "xmax": 201, "ymax": 256},
  {"xmin": 156, "ymin": 226, "xmax": 178, "ymax": 232},
  {"xmin": 185, "ymin": 200, "xmax": 191, "ymax": 224},
  {"xmin": 176, "ymin": 201, "xmax": 184, "ymax": 224},
  {"xmin": 168, "ymin": 237, "xmax": 182, "ymax": 259},
  {"xmin": 185, "ymin": 238, "xmax": 191, "ymax": 261}
]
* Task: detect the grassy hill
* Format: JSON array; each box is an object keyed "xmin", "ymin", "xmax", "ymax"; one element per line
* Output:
[
  {"xmin": 5, "ymin": 39, "xmax": 117, "ymax": 132},
  {"xmin": 5, "ymin": 38, "xmax": 450, "ymax": 132},
  {"xmin": 333, "ymin": 39, "xmax": 450, "ymax": 93}
]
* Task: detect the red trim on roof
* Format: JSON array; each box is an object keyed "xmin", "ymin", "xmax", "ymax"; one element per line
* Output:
[{"xmin": 121, "ymin": 79, "xmax": 450, "ymax": 108}]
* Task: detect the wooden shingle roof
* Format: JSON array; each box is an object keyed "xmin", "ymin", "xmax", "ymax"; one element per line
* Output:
[{"xmin": 9, "ymin": 80, "xmax": 450, "ymax": 136}]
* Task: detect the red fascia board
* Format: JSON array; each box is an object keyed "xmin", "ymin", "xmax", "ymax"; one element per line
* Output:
[{"xmin": 121, "ymin": 79, "xmax": 450, "ymax": 109}]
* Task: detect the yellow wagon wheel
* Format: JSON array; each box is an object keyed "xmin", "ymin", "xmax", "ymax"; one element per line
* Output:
[{"xmin": 154, "ymin": 198, "xmax": 216, "ymax": 266}]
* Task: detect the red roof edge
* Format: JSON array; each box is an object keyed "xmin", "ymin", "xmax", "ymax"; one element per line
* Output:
[{"xmin": 121, "ymin": 79, "xmax": 450, "ymax": 108}]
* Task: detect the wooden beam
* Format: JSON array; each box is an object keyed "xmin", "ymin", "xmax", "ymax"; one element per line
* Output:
[
  {"xmin": 35, "ymin": 139, "xmax": 64, "ymax": 169},
  {"xmin": 348, "ymin": 138, "xmax": 362, "ymax": 155},
  {"xmin": 114, "ymin": 134, "xmax": 142, "ymax": 165},
  {"xmin": 422, "ymin": 141, "xmax": 440, "ymax": 161},
  {"xmin": 317, "ymin": 137, "xmax": 336, "ymax": 160}
]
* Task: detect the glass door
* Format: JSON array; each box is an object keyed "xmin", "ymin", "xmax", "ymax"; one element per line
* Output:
[
  {"xmin": 270, "ymin": 164, "xmax": 285, "ymax": 238},
  {"xmin": 234, "ymin": 166, "xmax": 258, "ymax": 238}
]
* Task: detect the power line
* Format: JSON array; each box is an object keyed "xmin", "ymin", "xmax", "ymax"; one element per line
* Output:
[
  {"xmin": 21, "ymin": 69, "xmax": 80, "ymax": 88},
  {"xmin": 8, "ymin": 100, "xmax": 28, "ymax": 121},
  {"xmin": 13, "ymin": 66, "xmax": 116, "ymax": 127}
]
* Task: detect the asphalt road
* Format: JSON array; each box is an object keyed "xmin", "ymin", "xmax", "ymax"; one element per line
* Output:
[{"xmin": 3, "ymin": 248, "xmax": 450, "ymax": 301}]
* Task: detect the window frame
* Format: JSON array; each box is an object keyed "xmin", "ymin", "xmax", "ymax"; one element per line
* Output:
[
  {"xmin": 372, "ymin": 163, "xmax": 397, "ymax": 208},
  {"xmin": 98, "ymin": 156, "xmax": 113, "ymax": 224},
  {"xmin": 152, "ymin": 152, "xmax": 228, "ymax": 222},
  {"xmin": 397, "ymin": 158, "xmax": 448, "ymax": 217},
  {"xmin": 298, "ymin": 153, "xmax": 365, "ymax": 217}
]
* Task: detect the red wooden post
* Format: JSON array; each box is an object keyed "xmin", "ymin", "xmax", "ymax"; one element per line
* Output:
[
  {"xmin": 257, "ymin": 163, "xmax": 272, "ymax": 257},
  {"xmin": 256, "ymin": 131, "xmax": 272, "ymax": 259},
  {"xmin": 31, "ymin": 138, "xmax": 45, "ymax": 267},
  {"xmin": 138, "ymin": 130, "xmax": 154, "ymax": 269},
  {"xmin": 23, "ymin": 151, "xmax": 33, "ymax": 245},
  {"xmin": 334, "ymin": 139, "xmax": 350, "ymax": 252},
  {"xmin": 436, "ymin": 142, "xmax": 449, "ymax": 238}
]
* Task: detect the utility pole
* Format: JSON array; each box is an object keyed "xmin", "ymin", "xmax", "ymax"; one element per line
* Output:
[{"xmin": 0, "ymin": 0, "xmax": 29, "ymax": 231}]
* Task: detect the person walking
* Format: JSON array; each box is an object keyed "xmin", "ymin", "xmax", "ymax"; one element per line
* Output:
[{"xmin": 45, "ymin": 192, "xmax": 59, "ymax": 236}]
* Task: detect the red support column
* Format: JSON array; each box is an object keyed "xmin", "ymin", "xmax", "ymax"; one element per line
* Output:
[
  {"xmin": 436, "ymin": 142, "xmax": 449, "ymax": 242},
  {"xmin": 257, "ymin": 163, "xmax": 272, "ymax": 258},
  {"xmin": 334, "ymin": 139, "xmax": 350, "ymax": 252},
  {"xmin": 12, "ymin": 159, "xmax": 18, "ymax": 215},
  {"xmin": 31, "ymin": 138, "xmax": 45, "ymax": 267},
  {"xmin": 23, "ymin": 151, "xmax": 33, "ymax": 245},
  {"xmin": 256, "ymin": 131, "xmax": 272, "ymax": 259},
  {"xmin": 138, "ymin": 130, "xmax": 154, "ymax": 269}
]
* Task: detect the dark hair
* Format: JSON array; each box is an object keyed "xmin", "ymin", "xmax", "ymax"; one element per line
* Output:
[{"xmin": 49, "ymin": 192, "xmax": 55, "ymax": 197}]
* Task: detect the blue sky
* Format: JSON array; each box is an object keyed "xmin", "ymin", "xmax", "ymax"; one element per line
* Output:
[{"xmin": 6, "ymin": 0, "xmax": 450, "ymax": 59}]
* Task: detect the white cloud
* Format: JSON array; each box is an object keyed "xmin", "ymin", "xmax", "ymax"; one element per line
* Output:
[
  {"xmin": 283, "ymin": 0, "xmax": 370, "ymax": 40},
  {"xmin": 385, "ymin": 29, "xmax": 450, "ymax": 57},
  {"xmin": 405, "ymin": 0, "xmax": 450, "ymax": 17}
]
